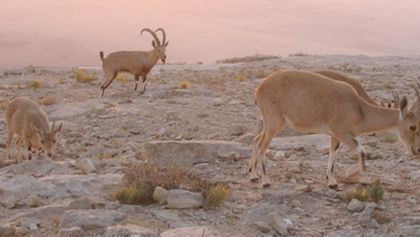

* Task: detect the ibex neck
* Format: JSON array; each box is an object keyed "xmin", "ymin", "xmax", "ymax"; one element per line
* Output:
[
  {"xmin": 355, "ymin": 104, "xmax": 399, "ymax": 135},
  {"xmin": 145, "ymin": 50, "xmax": 160, "ymax": 72}
]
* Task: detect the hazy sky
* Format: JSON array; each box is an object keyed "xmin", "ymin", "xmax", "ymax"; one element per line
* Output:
[{"xmin": 1, "ymin": 0, "xmax": 420, "ymax": 68}]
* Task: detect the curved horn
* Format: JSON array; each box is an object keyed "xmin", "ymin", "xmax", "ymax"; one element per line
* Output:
[
  {"xmin": 141, "ymin": 28, "xmax": 161, "ymax": 46},
  {"xmin": 155, "ymin": 28, "xmax": 166, "ymax": 46}
]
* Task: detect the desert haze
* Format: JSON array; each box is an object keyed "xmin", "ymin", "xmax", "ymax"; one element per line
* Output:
[{"xmin": 1, "ymin": 0, "xmax": 420, "ymax": 68}]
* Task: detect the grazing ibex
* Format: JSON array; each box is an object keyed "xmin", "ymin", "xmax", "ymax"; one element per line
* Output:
[
  {"xmin": 99, "ymin": 28, "xmax": 169, "ymax": 97},
  {"xmin": 250, "ymin": 70, "xmax": 420, "ymax": 188},
  {"xmin": 5, "ymin": 97, "xmax": 63, "ymax": 160}
]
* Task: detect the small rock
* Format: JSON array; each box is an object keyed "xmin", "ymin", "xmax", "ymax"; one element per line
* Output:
[
  {"xmin": 167, "ymin": 189, "xmax": 203, "ymax": 209},
  {"xmin": 74, "ymin": 158, "xmax": 96, "ymax": 174},
  {"xmin": 153, "ymin": 186, "xmax": 169, "ymax": 205},
  {"xmin": 161, "ymin": 226, "xmax": 221, "ymax": 237},
  {"xmin": 347, "ymin": 199, "xmax": 365, "ymax": 212},
  {"xmin": 274, "ymin": 151, "xmax": 285, "ymax": 160},
  {"xmin": 211, "ymin": 98, "xmax": 224, "ymax": 106},
  {"xmin": 358, "ymin": 202, "xmax": 378, "ymax": 227},
  {"xmin": 290, "ymin": 200, "xmax": 302, "ymax": 208},
  {"xmin": 408, "ymin": 170, "xmax": 420, "ymax": 182},
  {"xmin": 105, "ymin": 224, "xmax": 157, "ymax": 237},
  {"xmin": 266, "ymin": 212, "xmax": 293, "ymax": 235},
  {"xmin": 253, "ymin": 221, "xmax": 273, "ymax": 233}
]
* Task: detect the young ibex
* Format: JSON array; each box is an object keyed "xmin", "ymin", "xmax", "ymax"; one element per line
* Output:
[
  {"xmin": 99, "ymin": 28, "xmax": 169, "ymax": 97},
  {"xmin": 5, "ymin": 97, "xmax": 63, "ymax": 160},
  {"xmin": 250, "ymin": 70, "xmax": 420, "ymax": 188}
]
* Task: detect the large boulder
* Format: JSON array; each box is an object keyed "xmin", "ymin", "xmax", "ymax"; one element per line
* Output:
[{"xmin": 144, "ymin": 140, "xmax": 250, "ymax": 166}]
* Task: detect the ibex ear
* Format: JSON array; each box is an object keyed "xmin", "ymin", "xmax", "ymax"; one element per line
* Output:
[
  {"xmin": 400, "ymin": 96, "xmax": 408, "ymax": 119},
  {"xmin": 165, "ymin": 41, "xmax": 169, "ymax": 47},
  {"xmin": 152, "ymin": 41, "xmax": 157, "ymax": 48},
  {"xmin": 55, "ymin": 122, "xmax": 63, "ymax": 134}
]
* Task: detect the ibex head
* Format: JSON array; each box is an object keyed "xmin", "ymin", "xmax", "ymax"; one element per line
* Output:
[
  {"xmin": 398, "ymin": 85, "xmax": 420, "ymax": 155},
  {"xmin": 141, "ymin": 28, "xmax": 169, "ymax": 64}
]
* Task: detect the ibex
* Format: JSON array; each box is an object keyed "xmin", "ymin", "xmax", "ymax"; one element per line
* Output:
[
  {"xmin": 250, "ymin": 70, "xmax": 420, "ymax": 188},
  {"xmin": 99, "ymin": 28, "xmax": 169, "ymax": 97},
  {"xmin": 5, "ymin": 97, "xmax": 63, "ymax": 160}
]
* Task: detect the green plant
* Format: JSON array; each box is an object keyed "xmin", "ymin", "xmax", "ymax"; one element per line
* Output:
[
  {"xmin": 367, "ymin": 179, "xmax": 385, "ymax": 202},
  {"xmin": 204, "ymin": 184, "xmax": 231, "ymax": 209},
  {"xmin": 344, "ymin": 188, "xmax": 370, "ymax": 202},
  {"xmin": 115, "ymin": 73, "xmax": 129, "ymax": 84}
]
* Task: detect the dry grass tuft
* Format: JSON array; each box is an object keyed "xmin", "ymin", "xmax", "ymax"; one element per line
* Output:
[
  {"xmin": 116, "ymin": 163, "xmax": 229, "ymax": 207},
  {"xmin": 73, "ymin": 69, "xmax": 97, "ymax": 83},
  {"xmin": 235, "ymin": 73, "xmax": 247, "ymax": 81},
  {"xmin": 115, "ymin": 73, "xmax": 130, "ymax": 84},
  {"xmin": 203, "ymin": 183, "xmax": 231, "ymax": 210},
  {"xmin": 37, "ymin": 96, "xmax": 58, "ymax": 106},
  {"xmin": 115, "ymin": 180, "xmax": 155, "ymax": 205},
  {"xmin": 178, "ymin": 80, "xmax": 192, "ymax": 89},
  {"xmin": 344, "ymin": 179, "xmax": 385, "ymax": 203},
  {"xmin": 27, "ymin": 79, "xmax": 43, "ymax": 89}
]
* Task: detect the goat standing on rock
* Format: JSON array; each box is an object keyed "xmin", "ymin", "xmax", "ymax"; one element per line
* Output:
[{"xmin": 99, "ymin": 28, "xmax": 169, "ymax": 97}]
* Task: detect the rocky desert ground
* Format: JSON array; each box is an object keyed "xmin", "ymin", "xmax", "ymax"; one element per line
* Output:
[{"xmin": 0, "ymin": 55, "xmax": 420, "ymax": 237}]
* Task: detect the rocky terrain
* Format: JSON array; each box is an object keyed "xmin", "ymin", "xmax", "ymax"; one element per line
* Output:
[{"xmin": 0, "ymin": 55, "xmax": 420, "ymax": 237}]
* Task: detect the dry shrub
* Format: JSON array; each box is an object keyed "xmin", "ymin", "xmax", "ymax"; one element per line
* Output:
[
  {"xmin": 27, "ymin": 79, "xmax": 43, "ymax": 89},
  {"xmin": 37, "ymin": 96, "xmax": 58, "ymax": 106},
  {"xmin": 98, "ymin": 152, "xmax": 113, "ymax": 160},
  {"xmin": 115, "ymin": 73, "xmax": 130, "ymax": 84},
  {"xmin": 73, "ymin": 69, "xmax": 96, "ymax": 83},
  {"xmin": 344, "ymin": 188, "xmax": 369, "ymax": 202},
  {"xmin": 115, "ymin": 180, "xmax": 155, "ymax": 205},
  {"xmin": 235, "ymin": 73, "xmax": 247, "ymax": 82},
  {"xmin": 344, "ymin": 179, "xmax": 385, "ymax": 203},
  {"xmin": 117, "ymin": 163, "xmax": 230, "ymax": 207},
  {"xmin": 178, "ymin": 80, "xmax": 192, "ymax": 89},
  {"xmin": 367, "ymin": 179, "xmax": 385, "ymax": 202},
  {"xmin": 203, "ymin": 183, "xmax": 231, "ymax": 210}
]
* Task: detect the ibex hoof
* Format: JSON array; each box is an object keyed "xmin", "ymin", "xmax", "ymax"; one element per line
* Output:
[
  {"xmin": 249, "ymin": 177, "xmax": 259, "ymax": 183},
  {"xmin": 328, "ymin": 183, "xmax": 339, "ymax": 190}
]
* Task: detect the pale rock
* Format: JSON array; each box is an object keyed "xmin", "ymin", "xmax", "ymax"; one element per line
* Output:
[
  {"xmin": 167, "ymin": 189, "xmax": 203, "ymax": 209},
  {"xmin": 144, "ymin": 140, "xmax": 250, "ymax": 166},
  {"xmin": 347, "ymin": 199, "xmax": 365, "ymax": 212},
  {"xmin": 408, "ymin": 170, "xmax": 420, "ymax": 182},
  {"xmin": 161, "ymin": 226, "xmax": 221, "ymax": 237},
  {"xmin": 74, "ymin": 158, "xmax": 96, "ymax": 174},
  {"xmin": 358, "ymin": 202, "xmax": 378, "ymax": 227},
  {"xmin": 59, "ymin": 210, "xmax": 127, "ymax": 230},
  {"xmin": 253, "ymin": 221, "xmax": 273, "ymax": 233},
  {"xmin": 105, "ymin": 224, "xmax": 157, "ymax": 237},
  {"xmin": 266, "ymin": 212, "xmax": 293, "ymax": 236},
  {"xmin": 153, "ymin": 186, "xmax": 169, "ymax": 205}
]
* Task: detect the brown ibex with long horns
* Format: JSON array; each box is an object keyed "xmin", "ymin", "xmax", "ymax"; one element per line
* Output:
[{"xmin": 99, "ymin": 28, "xmax": 169, "ymax": 97}]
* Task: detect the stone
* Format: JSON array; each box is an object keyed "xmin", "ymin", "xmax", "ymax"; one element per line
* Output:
[
  {"xmin": 358, "ymin": 202, "xmax": 378, "ymax": 227},
  {"xmin": 290, "ymin": 200, "xmax": 302, "ymax": 208},
  {"xmin": 153, "ymin": 186, "xmax": 169, "ymax": 205},
  {"xmin": 167, "ymin": 189, "xmax": 204, "ymax": 209},
  {"xmin": 347, "ymin": 199, "xmax": 365, "ymax": 212},
  {"xmin": 74, "ymin": 158, "xmax": 96, "ymax": 174},
  {"xmin": 66, "ymin": 197, "xmax": 103, "ymax": 210},
  {"xmin": 242, "ymin": 203, "xmax": 287, "ymax": 225},
  {"xmin": 144, "ymin": 140, "xmax": 251, "ymax": 166},
  {"xmin": 105, "ymin": 224, "xmax": 157, "ymax": 237},
  {"xmin": 59, "ymin": 210, "xmax": 127, "ymax": 230},
  {"xmin": 57, "ymin": 227, "xmax": 86, "ymax": 237},
  {"xmin": 266, "ymin": 212, "xmax": 293, "ymax": 236},
  {"xmin": 253, "ymin": 221, "xmax": 273, "ymax": 233}
]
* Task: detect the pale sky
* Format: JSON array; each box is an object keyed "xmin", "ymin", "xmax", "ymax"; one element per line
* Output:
[{"xmin": 1, "ymin": 0, "xmax": 420, "ymax": 68}]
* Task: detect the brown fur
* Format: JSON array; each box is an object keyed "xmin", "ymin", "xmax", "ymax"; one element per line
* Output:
[
  {"xmin": 5, "ymin": 97, "xmax": 62, "ymax": 160},
  {"xmin": 250, "ymin": 70, "xmax": 420, "ymax": 188}
]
